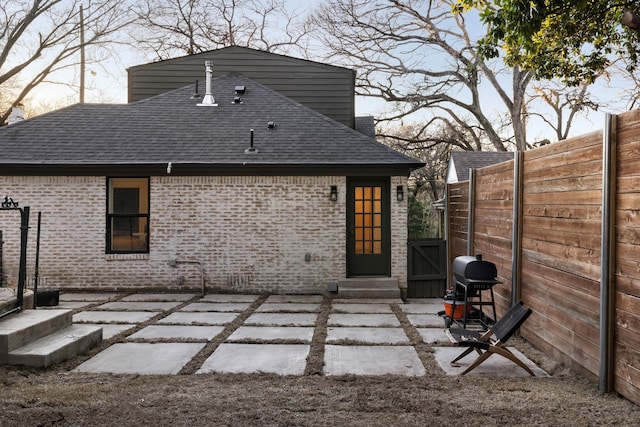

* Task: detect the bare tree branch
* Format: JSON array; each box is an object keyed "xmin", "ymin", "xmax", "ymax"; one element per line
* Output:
[{"xmin": 0, "ymin": 0, "xmax": 135, "ymax": 124}]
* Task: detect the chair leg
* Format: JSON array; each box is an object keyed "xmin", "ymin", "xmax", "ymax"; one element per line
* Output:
[
  {"xmin": 460, "ymin": 350, "xmax": 493, "ymax": 375},
  {"xmin": 451, "ymin": 347, "xmax": 476, "ymax": 364},
  {"xmin": 459, "ymin": 346, "xmax": 535, "ymax": 376},
  {"xmin": 489, "ymin": 346, "xmax": 535, "ymax": 376}
]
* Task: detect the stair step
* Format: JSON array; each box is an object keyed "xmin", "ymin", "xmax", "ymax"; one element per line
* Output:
[
  {"xmin": 0, "ymin": 309, "xmax": 73, "ymax": 353},
  {"xmin": 4, "ymin": 324, "xmax": 102, "ymax": 368},
  {"xmin": 337, "ymin": 278, "xmax": 401, "ymax": 299}
]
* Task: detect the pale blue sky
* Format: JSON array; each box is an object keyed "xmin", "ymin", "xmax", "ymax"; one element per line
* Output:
[{"xmin": 19, "ymin": 0, "xmax": 627, "ymax": 144}]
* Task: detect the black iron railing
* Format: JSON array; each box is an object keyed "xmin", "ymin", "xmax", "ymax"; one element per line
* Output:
[{"xmin": 0, "ymin": 196, "xmax": 29, "ymax": 318}]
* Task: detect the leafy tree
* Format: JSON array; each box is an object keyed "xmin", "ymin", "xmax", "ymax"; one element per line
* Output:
[
  {"xmin": 0, "ymin": 0, "xmax": 133, "ymax": 125},
  {"xmin": 456, "ymin": 0, "xmax": 640, "ymax": 85},
  {"xmin": 312, "ymin": 0, "xmax": 605, "ymax": 151}
]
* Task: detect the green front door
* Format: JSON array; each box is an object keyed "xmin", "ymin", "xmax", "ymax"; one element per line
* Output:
[{"xmin": 346, "ymin": 178, "xmax": 391, "ymax": 277}]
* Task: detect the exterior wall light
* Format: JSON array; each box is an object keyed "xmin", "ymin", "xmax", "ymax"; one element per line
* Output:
[
  {"xmin": 396, "ymin": 185, "xmax": 404, "ymax": 202},
  {"xmin": 330, "ymin": 185, "xmax": 338, "ymax": 201}
]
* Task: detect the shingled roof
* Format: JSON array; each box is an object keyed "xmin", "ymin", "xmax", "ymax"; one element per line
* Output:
[
  {"xmin": 0, "ymin": 73, "xmax": 423, "ymax": 176},
  {"xmin": 446, "ymin": 151, "xmax": 514, "ymax": 183}
]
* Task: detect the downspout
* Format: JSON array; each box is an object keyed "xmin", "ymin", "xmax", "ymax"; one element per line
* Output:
[
  {"xmin": 445, "ymin": 184, "xmax": 451, "ymax": 290},
  {"xmin": 467, "ymin": 168, "xmax": 475, "ymax": 256},
  {"xmin": 599, "ymin": 113, "xmax": 617, "ymax": 393},
  {"xmin": 511, "ymin": 152, "xmax": 524, "ymax": 305}
]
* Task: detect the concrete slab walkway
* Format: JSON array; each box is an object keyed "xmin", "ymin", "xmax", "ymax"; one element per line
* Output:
[{"xmin": 60, "ymin": 292, "xmax": 547, "ymax": 378}]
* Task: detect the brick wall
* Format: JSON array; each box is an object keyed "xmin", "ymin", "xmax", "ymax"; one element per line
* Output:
[{"xmin": 0, "ymin": 175, "xmax": 408, "ymax": 294}]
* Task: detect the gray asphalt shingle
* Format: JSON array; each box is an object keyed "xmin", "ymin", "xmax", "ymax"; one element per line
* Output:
[{"xmin": 0, "ymin": 73, "xmax": 423, "ymax": 171}]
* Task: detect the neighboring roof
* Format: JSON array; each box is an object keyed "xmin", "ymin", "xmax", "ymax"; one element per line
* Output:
[
  {"xmin": 127, "ymin": 46, "xmax": 356, "ymax": 128},
  {"xmin": 0, "ymin": 73, "xmax": 423, "ymax": 176},
  {"xmin": 446, "ymin": 151, "xmax": 514, "ymax": 183}
]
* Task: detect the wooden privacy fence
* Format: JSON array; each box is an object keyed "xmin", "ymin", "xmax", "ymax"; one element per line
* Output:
[{"xmin": 446, "ymin": 110, "xmax": 640, "ymax": 406}]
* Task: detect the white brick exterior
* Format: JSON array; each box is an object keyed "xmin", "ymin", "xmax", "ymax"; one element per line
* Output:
[{"xmin": 0, "ymin": 175, "xmax": 408, "ymax": 293}]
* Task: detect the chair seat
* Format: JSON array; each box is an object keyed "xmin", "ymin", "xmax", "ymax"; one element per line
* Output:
[
  {"xmin": 445, "ymin": 300, "xmax": 534, "ymax": 376},
  {"xmin": 446, "ymin": 328, "xmax": 491, "ymax": 350}
]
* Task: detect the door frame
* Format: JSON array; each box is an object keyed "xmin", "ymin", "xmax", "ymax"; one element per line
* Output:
[{"xmin": 346, "ymin": 177, "xmax": 391, "ymax": 277}]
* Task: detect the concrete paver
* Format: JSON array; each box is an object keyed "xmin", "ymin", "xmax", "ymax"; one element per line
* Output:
[
  {"xmin": 83, "ymin": 323, "xmax": 136, "ymax": 340},
  {"xmin": 157, "ymin": 312, "xmax": 239, "ymax": 325},
  {"xmin": 244, "ymin": 313, "xmax": 317, "ymax": 326},
  {"xmin": 416, "ymin": 328, "xmax": 449, "ymax": 344},
  {"xmin": 40, "ymin": 301, "xmax": 94, "ymax": 310},
  {"xmin": 95, "ymin": 301, "xmax": 183, "ymax": 311},
  {"xmin": 73, "ymin": 311, "xmax": 159, "ymax": 324},
  {"xmin": 128, "ymin": 325, "xmax": 224, "ymax": 341},
  {"xmin": 227, "ymin": 326, "xmax": 314, "ymax": 342},
  {"xmin": 265, "ymin": 295, "xmax": 323, "ymax": 303},
  {"xmin": 406, "ymin": 314, "xmax": 445, "ymax": 328},
  {"xmin": 197, "ymin": 343, "xmax": 309, "ymax": 375},
  {"xmin": 60, "ymin": 293, "xmax": 120, "ymax": 302},
  {"xmin": 199, "ymin": 294, "xmax": 260, "ymax": 303},
  {"xmin": 326, "ymin": 327, "xmax": 409, "ymax": 344},
  {"xmin": 74, "ymin": 342, "xmax": 206, "ymax": 374},
  {"xmin": 323, "ymin": 345, "xmax": 426, "ymax": 376},
  {"xmin": 333, "ymin": 298, "xmax": 403, "ymax": 304},
  {"xmin": 53, "ymin": 292, "xmax": 549, "ymax": 378},
  {"xmin": 327, "ymin": 313, "xmax": 400, "ymax": 327},
  {"xmin": 255, "ymin": 303, "xmax": 320, "ymax": 313},
  {"xmin": 180, "ymin": 302, "xmax": 251, "ymax": 312},
  {"xmin": 331, "ymin": 303, "xmax": 393, "ymax": 314},
  {"xmin": 399, "ymin": 301, "xmax": 443, "ymax": 314},
  {"xmin": 432, "ymin": 346, "xmax": 548, "ymax": 377},
  {"xmin": 119, "ymin": 293, "xmax": 198, "ymax": 302}
]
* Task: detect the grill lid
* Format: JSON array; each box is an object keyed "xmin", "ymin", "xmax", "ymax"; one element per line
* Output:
[{"xmin": 452, "ymin": 254, "xmax": 499, "ymax": 284}]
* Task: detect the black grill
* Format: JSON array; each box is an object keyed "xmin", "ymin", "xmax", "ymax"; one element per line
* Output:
[
  {"xmin": 448, "ymin": 254, "xmax": 501, "ymax": 328},
  {"xmin": 452, "ymin": 254, "xmax": 500, "ymax": 288}
]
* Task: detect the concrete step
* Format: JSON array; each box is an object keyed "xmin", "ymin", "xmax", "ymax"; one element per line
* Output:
[
  {"xmin": 337, "ymin": 278, "xmax": 401, "ymax": 299},
  {"xmin": 3, "ymin": 324, "xmax": 103, "ymax": 368},
  {"xmin": 0, "ymin": 309, "xmax": 73, "ymax": 353}
]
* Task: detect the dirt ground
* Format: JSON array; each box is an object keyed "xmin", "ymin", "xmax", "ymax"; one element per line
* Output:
[{"xmin": 2, "ymin": 297, "xmax": 640, "ymax": 426}]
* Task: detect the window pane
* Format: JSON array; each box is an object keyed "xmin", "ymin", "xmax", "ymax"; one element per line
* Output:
[
  {"xmin": 355, "ymin": 187, "xmax": 363, "ymax": 199},
  {"xmin": 374, "ymin": 187, "xmax": 381, "ymax": 199},
  {"xmin": 373, "ymin": 241, "xmax": 382, "ymax": 254},
  {"xmin": 355, "ymin": 214, "xmax": 363, "ymax": 227},
  {"xmin": 355, "ymin": 242, "xmax": 363, "ymax": 254},
  {"xmin": 364, "ymin": 187, "xmax": 372, "ymax": 199},
  {"xmin": 109, "ymin": 178, "xmax": 149, "ymax": 214},
  {"xmin": 108, "ymin": 177, "xmax": 149, "ymax": 253},
  {"xmin": 110, "ymin": 217, "xmax": 148, "ymax": 251}
]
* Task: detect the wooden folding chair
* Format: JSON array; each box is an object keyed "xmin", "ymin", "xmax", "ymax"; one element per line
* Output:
[{"xmin": 445, "ymin": 300, "xmax": 535, "ymax": 376}]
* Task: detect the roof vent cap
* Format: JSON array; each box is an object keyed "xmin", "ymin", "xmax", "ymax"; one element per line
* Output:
[
  {"xmin": 244, "ymin": 129, "xmax": 258, "ymax": 154},
  {"xmin": 197, "ymin": 61, "xmax": 218, "ymax": 107}
]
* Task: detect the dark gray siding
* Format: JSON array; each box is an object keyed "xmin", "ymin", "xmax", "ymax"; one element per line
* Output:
[{"xmin": 127, "ymin": 46, "xmax": 355, "ymax": 128}]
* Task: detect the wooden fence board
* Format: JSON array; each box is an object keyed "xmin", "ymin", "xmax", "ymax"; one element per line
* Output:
[
  {"xmin": 523, "ymin": 131, "xmax": 601, "ymax": 161},
  {"xmin": 523, "ymin": 190, "xmax": 601, "ymax": 205},
  {"xmin": 446, "ymin": 111, "xmax": 640, "ymax": 405},
  {"xmin": 615, "ymin": 274, "xmax": 640, "ymax": 299},
  {"xmin": 523, "ymin": 215, "xmax": 600, "ymax": 235},
  {"xmin": 524, "ymin": 204, "xmax": 601, "ymax": 219}
]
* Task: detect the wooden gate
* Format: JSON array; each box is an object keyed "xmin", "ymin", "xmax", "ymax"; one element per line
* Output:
[{"xmin": 407, "ymin": 239, "xmax": 447, "ymax": 298}]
